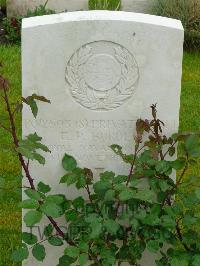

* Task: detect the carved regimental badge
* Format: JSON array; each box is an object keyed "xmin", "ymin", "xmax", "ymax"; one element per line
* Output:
[{"xmin": 66, "ymin": 41, "xmax": 139, "ymax": 111}]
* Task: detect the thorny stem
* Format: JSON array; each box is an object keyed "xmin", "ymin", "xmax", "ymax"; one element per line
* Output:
[
  {"xmin": 88, "ymin": 246, "xmax": 101, "ymax": 266},
  {"xmin": 150, "ymin": 104, "xmax": 192, "ymax": 252},
  {"xmin": 162, "ymin": 149, "xmax": 191, "ymax": 251},
  {"xmin": 115, "ymin": 143, "xmax": 139, "ymax": 217},
  {"xmin": 2, "ymin": 84, "xmax": 69, "ymax": 242},
  {"xmin": 28, "ymin": 234, "xmax": 58, "ymax": 250},
  {"xmin": 126, "ymin": 146, "xmax": 138, "ymax": 186},
  {"xmin": 163, "ymin": 140, "xmax": 178, "ymax": 158},
  {"xmin": 47, "ymin": 216, "xmax": 65, "ymax": 239},
  {"xmin": 150, "ymin": 104, "xmax": 165, "ymax": 160},
  {"xmin": 176, "ymin": 154, "xmax": 189, "ymax": 186},
  {"xmin": 85, "ymin": 184, "xmax": 93, "ymax": 203},
  {"xmin": 176, "ymin": 219, "xmax": 191, "ymax": 252},
  {"xmin": 3, "ymin": 86, "xmax": 35, "ymax": 189},
  {"xmin": 85, "ymin": 184, "xmax": 104, "ymax": 223}
]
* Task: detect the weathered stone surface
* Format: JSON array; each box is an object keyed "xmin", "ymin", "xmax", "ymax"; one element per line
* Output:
[
  {"xmin": 8, "ymin": 0, "xmax": 154, "ymax": 17},
  {"xmin": 22, "ymin": 11, "xmax": 184, "ymax": 265}
]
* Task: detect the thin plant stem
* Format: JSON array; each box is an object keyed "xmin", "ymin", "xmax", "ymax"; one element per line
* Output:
[{"xmin": 2, "ymin": 83, "xmax": 70, "ymax": 242}]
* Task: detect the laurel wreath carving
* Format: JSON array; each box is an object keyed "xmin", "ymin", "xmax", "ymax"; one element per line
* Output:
[{"xmin": 66, "ymin": 43, "xmax": 139, "ymax": 111}]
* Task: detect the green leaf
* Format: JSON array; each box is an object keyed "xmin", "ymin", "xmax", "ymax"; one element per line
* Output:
[
  {"xmin": 37, "ymin": 181, "xmax": 51, "ymax": 193},
  {"xmin": 44, "ymin": 224, "xmax": 53, "ymax": 238},
  {"xmin": 93, "ymin": 180, "xmax": 112, "ymax": 197},
  {"xmin": 27, "ymin": 97, "xmax": 38, "ymax": 118},
  {"xmin": 45, "ymin": 195, "xmax": 64, "ymax": 204},
  {"xmin": 24, "ymin": 189, "xmax": 41, "ymax": 200},
  {"xmin": 149, "ymin": 177, "xmax": 159, "ymax": 192},
  {"xmin": 79, "ymin": 253, "xmax": 88, "ymax": 265},
  {"xmin": 58, "ymin": 255, "xmax": 77, "ymax": 266},
  {"xmin": 169, "ymin": 146, "xmax": 176, "ymax": 156},
  {"xmin": 79, "ymin": 242, "xmax": 89, "ymax": 253},
  {"xmin": 159, "ymin": 180, "xmax": 171, "ymax": 192},
  {"xmin": 11, "ymin": 245, "xmax": 29, "ymax": 262},
  {"xmin": 63, "ymin": 200, "xmax": 71, "ymax": 211},
  {"xmin": 118, "ymin": 245, "xmax": 130, "ymax": 260},
  {"xmin": 130, "ymin": 178, "xmax": 140, "ymax": 187},
  {"xmin": 192, "ymin": 255, "xmax": 200, "ymax": 266},
  {"xmin": 19, "ymin": 199, "xmax": 39, "ymax": 209},
  {"xmin": 110, "ymin": 145, "xmax": 132, "ymax": 163},
  {"xmin": 161, "ymin": 215, "xmax": 176, "ymax": 229},
  {"xmin": 48, "ymin": 236, "xmax": 63, "ymax": 246},
  {"xmin": 76, "ymin": 173, "xmax": 87, "ymax": 189},
  {"xmin": 27, "ymin": 132, "xmax": 42, "ymax": 142},
  {"xmin": 24, "ymin": 210, "xmax": 42, "ymax": 226},
  {"xmin": 62, "ymin": 154, "xmax": 77, "ymax": 171},
  {"xmin": 85, "ymin": 214, "xmax": 103, "ymax": 238},
  {"xmin": 32, "ymin": 152, "xmax": 45, "ymax": 165},
  {"xmin": 90, "ymin": 220, "xmax": 102, "ymax": 238},
  {"xmin": 119, "ymin": 188, "xmax": 135, "ymax": 201},
  {"xmin": 185, "ymin": 135, "xmax": 200, "ymax": 158},
  {"xmin": 104, "ymin": 189, "xmax": 115, "ymax": 201},
  {"xmin": 34, "ymin": 142, "xmax": 50, "ymax": 152},
  {"xmin": 147, "ymin": 240, "xmax": 160, "ymax": 253},
  {"xmin": 65, "ymin": 209, "xmax": 78, "ymax": 222},
  {"xmin": 73, "ymin": 197, "xmax": 84, "ymax": 209},
  {"xmin": 113, "ymin": 183, "xmax": 125, "ymax": 192},
  {"xmin": 104, "ymin": 219, "xmax": 119, "ymax": 235},
  {"xmin": 32, "ymin": 94, "xmax": 51, "ymax": 103},
  {"xmin": 171, "ymin": 257, "xmax": 189, "ymax": 266},
  {"xmin": 16, "ymin": 146, "xmax": 34, "ymax": 160},
  {"xmin": 110, "ymin": 144, "xmax": 123, "ymax": 155},
  {"xmin": 101, "ymin": 249, "xmax": 116, "ymax": 265},
  {"xmin": 182, "ymin": 214, "xmax": 197, "ymax": 226},
  {"xmin": 130, "ymin": 218, "xmax": 139, "ymax": 229},
  {"xmin": 113, "ymin": 175, "xmax": 127, "ymax": 184},
  {"xmin": 85, "ymin": 213, "xmax": 101, "ymax": 223},
  {"xmin": 156, "ymin": 160, "xmax": 172, "ymax": 175},
  {"xmin": 64, "ymin": 246, "xmax": 80, "ymax": 258},
  {"xmin": 60, "ymin": 173, "xmax": 77, "ymax": 185},
  {"xmin": 16, "ymin": 133, "xmax": 50, "ymax": 164},
  {"xmin": 188, "ymin": 159, "xmax": 197, "ymax": 166},
  {"xmin": 32, "ymin": 244, "xmax": 46, "ymax": 261},
  {"xmin": 171, "ymin": 158, "xmax": 186, "ymax": 170},
  {"xmin": 22, "ymin": 232, "xmax": 37, "ymax": 245},
  {"xmin": 26, "ymin": 133, "xmax": 50, "ymax": 152},
  {"xmin": 133, "ymin": 189, "xmax": 155, "ymax": 203},
  {"xmin": 100, "ymin": 171, "xmax": 115, "ymax": 181},
  {"xmin": 135, "ymin": 209, "xmax": 146, "ymax": 220},
  {"xmin": 40, "ymin": 202, "xmax": 63, "ymax": 218}
]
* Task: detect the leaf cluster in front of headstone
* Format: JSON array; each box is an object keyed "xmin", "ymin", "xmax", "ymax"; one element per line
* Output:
[
  {"xmin": 16, "ymin": 132, "xmax": 50, "ymax": 165},
  {"xmin": 9, "ymin": 95, "xmax": 200, "ymax": 265}
]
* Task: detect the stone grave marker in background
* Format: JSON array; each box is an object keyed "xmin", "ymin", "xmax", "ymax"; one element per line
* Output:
[
  {"xmin": 8, "ymin": 0, "xmax": 154, "ymax": 17},
  {"xmin": 22, "ymin": 11, "xmax": 184, "ymax": 265}
]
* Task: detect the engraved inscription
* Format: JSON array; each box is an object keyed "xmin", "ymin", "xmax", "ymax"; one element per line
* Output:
[
  {"xmin": 24, "ymin": 118, "xmax": 137, "ymax": 165},
  {"xmin": 66, "ymin": 41, "xmax": 139, "ymax": 111}
]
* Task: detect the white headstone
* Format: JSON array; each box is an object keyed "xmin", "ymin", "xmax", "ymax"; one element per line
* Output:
[{"xmin": 22, "ymin": 11, "xmax": 184, "ymax": 265}]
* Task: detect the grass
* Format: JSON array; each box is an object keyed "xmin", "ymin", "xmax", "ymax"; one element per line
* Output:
[
  {"xmin": 0, "ymin": 45, "xmax": 199, "ymax": 265},
  {"xmin": 88, "ymin": 0, "xmax": 121, "ymax": 10},
  {"xmin": 179, "ymin": 51, "xmax": 200, "ymax": 177},
  {"xmin": 0, "ymin": 45, "xmax": 21, "ymax": 266}
]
